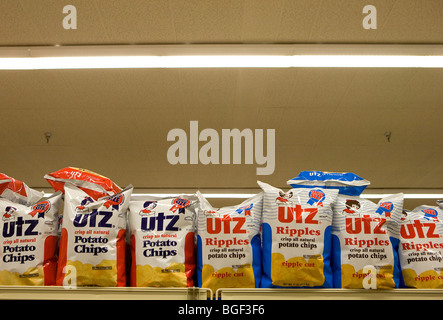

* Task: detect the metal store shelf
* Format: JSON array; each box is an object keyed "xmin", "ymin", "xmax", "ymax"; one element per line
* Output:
[
  {"xmin": 216, "ymin": 288, "xmax": 443, "ymax": 300},
  {"xmin": 1, "ymin": 286, "xmax": 441, "ymax": 300},
  {"xmin": 0, "ymin": 286, "xmax": 212, "ymax": 300}
]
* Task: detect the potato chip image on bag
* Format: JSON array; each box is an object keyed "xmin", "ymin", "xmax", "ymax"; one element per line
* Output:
[
  {"xmin": 56, "ymin": 183, "xmax": 132, "ymax": 287},
  {"xmin": 128, "ymin": 195, "xmax": 197, "ymax": 287},
  {"xmin": 0, "ymin": 192, "xmax": 62, "ymax": 285},
  {"xmin": 259, "ymin": 181, "xmax": 338, "ymax": 288},
  {"xmin": 196, "ymin": 191, "xmax": 263, "ymax": 292},
  {"xmin": 331, "ymin": 194, "xmax": 403, "ymax": 289},
  {"xmin": 392, "ymin": 205, "xmax": 443, "ymax": 288}
]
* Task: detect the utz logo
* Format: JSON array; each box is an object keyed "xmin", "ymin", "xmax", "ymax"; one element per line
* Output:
[
  {"xmin": 76, "ymin": 196, "xmax": 94, "ymax": 213},
  {"xmin": 140, "ymin": 212, "xmax": 179, "ymax": 232},
  {"xmin": 235, "ymin": 204, "xmax": 253, "ymax": 216},
  {"xmin": 346, "ymin": 215, "xmax": 386, "ymax": 235},
  {"xmin": 422, "ymin": 208, "xmax": 439, "ymax": 222},
  {"xmin": 307, "ymin": 189, "xmax": 325, "ymax": 207},
  {"xmin": 278, "ymin": 205, "xmax": 319, "ymax": 224},
  {"xmin": 103, "ymin": 194, "xmax": 124, "ymax": 210},
  {"xmin": 276, "ymin": 191, "xmax": 293, "ymax": 205},
  {"xmin": 170, "ymin": 197, "xmax": 190, "ymax": 213},
  {"xmin": 28, "ymin": 201, "xmax": 51, "ymax": 218},
  {"xmin": 139, "ymin": 201, "xmax": 157, "ymax": 215},
  {"xmin": 376, "ymin": 202, "xmax": 394, "ymax": 217},
  {"xmin": 400, "ymin": 219, "xmax": 439, "ymax": 239},
  {"xmin": 2, "ymin": 206, "xmax": 39, "ymax": 238},
  {"xmin": 2, "ymin": 206, "xmax": 17, "ymax": 221}
]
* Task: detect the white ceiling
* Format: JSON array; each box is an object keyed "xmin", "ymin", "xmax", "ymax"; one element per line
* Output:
[{"xmin": 0, "ymin": 0, "xmax": 442, "ymax": 208}]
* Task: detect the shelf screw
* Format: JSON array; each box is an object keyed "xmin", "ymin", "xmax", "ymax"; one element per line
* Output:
[{"xmin": 45, "ymin": 132, "xmax": 52, "ymax": 144}]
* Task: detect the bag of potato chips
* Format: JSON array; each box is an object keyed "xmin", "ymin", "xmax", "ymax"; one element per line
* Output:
[
  {"xmin": 128, "ymin": 195, "xmax": 197, "ymax": 287},
  {"xmin": 287, "ymin": 171, "xmax": 370, "ymax": 196},
  {"xmin": 56, "ymin": 183, "xmax": 132, "ymax": 287},
  {"xmin": 0, "ymin": 192, "xmax": 62, "ymax": 285},
  {"xmin": 45, "ymin": 167, "xmax": 122, "ymax": 201},
  {"xmin": 331, "ymin": 194, "xmax": 403, "ymax": 288},
  {"xmin": 259, "ymin": 181, "xmax": 338, "ymax": 288},
  {"xmin": 392, "ymin": 205, "xmax": 443, "ymax": 288},
  {"xmin": 196, "ymin": 191, "xmax": 262, "ymax": 292}
]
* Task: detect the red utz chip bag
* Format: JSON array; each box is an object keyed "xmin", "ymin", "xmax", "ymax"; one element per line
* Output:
[
  {"xmin": 196, "ymin": 191, "xmax": 263, "ymax": 292},
  {"xmin": 45, "ymin": 167, "xmax": 122, "ymax": 200},
  {"xmin": 0, "ymin": 192, "xmax": 62, "ymax": 285},
  {"xmin": 392, "ymin": 205, "xmax": 443, "ymax": 288},
  {"xmin": 128, "ymin": 195, "xmax": 198, "ymax": 287},
  {"xmin": 331, "ymin": 194, "xmax": 403, "ymax": 289},
  {"xmin": 259, "ymin": 181, "xmax": 338, "ymax": 288},
  {"xmin": 56, "ymin": 183, "xmax": 132, "ymax": 287},
  {"xmin": 0, "ymin": 173, "xmax": 44, "ymax": 206}
]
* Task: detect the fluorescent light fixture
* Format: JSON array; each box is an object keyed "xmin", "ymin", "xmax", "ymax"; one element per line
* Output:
[
  {"xmin": 1, "ymin": 55, "xmax": 442, "ymax": 69},
  {"xmin": 0, "ymin": 44, "xmax": 442, "ymax": 69}
]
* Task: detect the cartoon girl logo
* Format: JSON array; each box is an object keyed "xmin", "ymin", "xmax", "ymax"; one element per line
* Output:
[
  {"xmin": 343, "ymin": 199, "xmax": 361, "ymax": 215},
  {"xmin": 139, "ymin": 201, "xmax": 157, "ymax": 216},
  {"xmin": 275, "ymin": 191, "xmax": 293, "ymax": 205},
  {"xmin": 2, "ymin": 206, "xmax": 16, "ymax": 221},
  {"xmin": 75, "ymin": 196, "xmax": 94, "ymax": 213}
]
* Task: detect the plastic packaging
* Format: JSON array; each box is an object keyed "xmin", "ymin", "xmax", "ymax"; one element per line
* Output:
[
  {"xmin": 128, "ymin": 195, "xmax": 197, "ymax": 287},
  {"xmin": 196, "ymin": 191, "xmax": 262, "ymax": 292},
  {"xmin": 331, "ymin": 194, "xmax": 403, "ymax": 288},
  {"xmin": 259, "ymin": 181, "xmax": 338, "ymax": 288},
  {"xmin": 45, "ymin": 167, "xmax": 122, "ymax": 200},
  {"xmin": 0, "ymin": 173, "xmax": 44, "ymax": 206},
  {"xmin": 56, "ymin": 183, "xmax": 132, "ymax": 287},
  {"xmin": 392, "ymin": 205, "xmax": 442, "ymax": 288},
  {"xmin": 287, "ymin": 171, "xmax": 370, "ymax": 196},
  {"xmin": 0, "ymin": 192, "xmax": 62, "ymax": 285}
]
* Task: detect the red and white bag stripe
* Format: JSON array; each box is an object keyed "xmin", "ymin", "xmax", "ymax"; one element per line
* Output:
[{"xmin": 45, "ymin": 167, "xmax": 122, "ymax": 201}]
